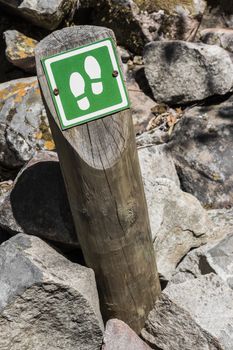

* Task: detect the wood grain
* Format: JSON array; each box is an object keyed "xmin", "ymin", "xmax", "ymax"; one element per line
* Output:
[{"xmin": 35, "ymin": 25, "xmax": 161, "ymax": 333}]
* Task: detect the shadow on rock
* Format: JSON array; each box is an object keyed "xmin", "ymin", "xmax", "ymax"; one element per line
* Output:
[{"xmin": 0, "ymin": 152, "xmax": 78, "ymax": 247}]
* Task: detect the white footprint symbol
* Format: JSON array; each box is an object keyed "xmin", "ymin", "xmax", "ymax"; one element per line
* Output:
[
  {"xmin": 69, "ymin": 72, "xmax": 90, "ymax": 111},
  {"xmin": 69, "ymin": 56, "xmax": 103, "ymax": 111},
  {"xmin": 84, "ymin": 56, "xmax": 103, "ymax": 95}
]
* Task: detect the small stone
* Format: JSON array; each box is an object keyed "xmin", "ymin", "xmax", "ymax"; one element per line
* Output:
[
  {"xmin": 0, "ymin": 77, "xmax": 53, "ymax": 180},
  {"xmin": 0, "ymin": 0, "xmax": 78, "ymax": 30},
  {"xmin": 102, "ymin": 319, "xmax": 152, "ymax": 349},
  {"xmin": 4, "ymin": 30, "xmax": 38, "ymax": 73}
]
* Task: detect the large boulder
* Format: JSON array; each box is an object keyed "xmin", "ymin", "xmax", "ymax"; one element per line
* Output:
[
  {"xmin": 0, "ymin": 77, "xmax": 54, "ymax": 180},
  {"xmin": 167, "ymin": 96, "xmax": 233, "ymax": 208},
  {"xmin": 0, "ymin": 151, "xmax": 77, "ymax": 247},
  {"xmin": 0, "ymin": 234, "xmax": 104, "ymax": 350},
  {"xmin": 144, "ymin": 41, "xmax": 233, "ymax": 104},
  {"xmin": 138, "ymin": 133, "xmax": 216, "ymax": 283},
  {"xmin": 0, "ymin": 0, "xmax": 77, "ymax": 30},
  {"xmin": 4, "ymin": 30, "xmax": 38, "ymax": 73},
  {"xmin": 142, "ymin": 176, "xmax": 213, "ymax": 280},
  {"xmin": 102, "ymin": 319, "xmax": 152, "ymax": 350},
  {"xmin": 142, "ymin": 274, "xmax": 233, "ymax": 349}
]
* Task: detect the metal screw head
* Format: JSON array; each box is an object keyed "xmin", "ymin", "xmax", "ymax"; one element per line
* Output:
[
  {"xmin": 112, "ymin": 70, "xmax": 119, "ymax": 77},
  {"xmin": 53, "ymin": 88, "xmax": 59, "ymax": 96}
]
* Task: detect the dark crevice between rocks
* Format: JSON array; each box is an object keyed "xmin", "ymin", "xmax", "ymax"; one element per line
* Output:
[
  {"xmin": 10, "ymin": 161, "xmax": 77, "ymax": 243},
  {"xmin": 198, "ymin": 255, "xmax": 216, "ymax": 275},
  {"xmin": 134, "ymin": 67, "xmax": 154, "ymax": 100},
  {"xmin": 0, "ymin": 227, "xmax": 11, "ymax": 245},
  {"xmin": 206, "ymin": 0, "xmax": 233, "ymax": 14},
  {"xmin": 0, "ymin": 163, "xmax": 21, "ymax": 182},
  {"xmin": 161, "ymin": 91, "xmax": 233, "ymax": 110}
]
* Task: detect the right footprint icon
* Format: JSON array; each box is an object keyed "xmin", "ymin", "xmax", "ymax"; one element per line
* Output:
[{"xmin": 84, "ymin": 56, "xmax": 103, "ymax": 95}]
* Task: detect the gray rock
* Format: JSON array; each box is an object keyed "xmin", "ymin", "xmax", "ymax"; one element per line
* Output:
[
  {"xmin": 208, "ymin": 208, "xmax": 233, "ymax": 232},
  {"xmin": 127, "ymin": 77, "xmax": 155, "ymax": 135},
  {"xmin": 0, "ymin": 0, "xmax": 77, "ymax": 30},
  {"xmin": 0, "ymin": 77, "xmax": 54, "ymax": 180},
  {"xmin": 144, "ymin": 41, "xmax": 233, "ymax": 104},
  {"xmin": 172, "ymin": 208, "xmax": 233, "ymax": 286},
  {"xmin": 142, "ymin": 177, "xmax": 213, "ymax": 280},
  {"xmin": 102, "ymin": 319, "xmax": 151, "ymax": 350},
  {"xmin": 200, "ymin": 28, "xmax": 233, "ymax": 54},
  {"xmin": 0, "ymin": 151, "xmax": 77, "ymax": 247},
  {"xmin": 4, "ymin": 30, "xmax": 38, "ymax": 73},
  {"xmin": 167, "ymin": 96, "xmax": 233, "ymax": 208},
  {"xmin": 0, "ymin": 180, "xmax": 13, "ymax": 206},
  {"xmin": 142, "ymin": 274, "xmax": 233, "ymax": 350},
  {"xmin": 138, "ymin": 144, "xmax": 180, "ymax": 187},
  {"xmin": 136, "ymin": 128, "xmax": 169, "ymax": 147},
  {"xmin": 0, "ymin": 233, "xmax": 103, "ymax": 350}
]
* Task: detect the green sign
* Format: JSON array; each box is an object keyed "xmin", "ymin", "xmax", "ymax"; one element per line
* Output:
[{"xmin": 41, "ymin": 38, "xmax": 130, "ymax": 130}]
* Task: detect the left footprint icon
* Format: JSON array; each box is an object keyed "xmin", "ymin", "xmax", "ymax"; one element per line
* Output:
[{"xmin": 69, "ymin": 72, "xmax": 90, "ymax": 110}]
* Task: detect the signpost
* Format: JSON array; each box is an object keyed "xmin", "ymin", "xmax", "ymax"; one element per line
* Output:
[{"xmin": 35, "ymin": 25, "xmax": 161, "ymax": 334}]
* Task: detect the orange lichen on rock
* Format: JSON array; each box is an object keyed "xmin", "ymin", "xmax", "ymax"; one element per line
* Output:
[
  {"xmin": 0, "ymin": 80, "xmax": 38, "ymax": 105},
  {"xmin": 5, "ymin": 31, "xmax": 38, "ymax": 61}
]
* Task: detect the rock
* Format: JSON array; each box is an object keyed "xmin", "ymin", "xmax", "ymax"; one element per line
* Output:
[
  {"xmin": 4, "ymin": 30, "xmax": 38, "ymax": 73},
  {"xmin": 0, "ymin": 77, "xmax": 54, "ymax": 180},
  {"xmin": 138, "ymin": 144, "xmax": 180, "ymax": 187},
  {"xmin": 78, "ymin": 0, "xmax": 163, "ymax": 54},
  {"xmin": 200, "ymin": 28, "xmax": 233, "ymax": 54},
  {"xmin": 142, "ymin": 176, "xmax": 213, "ymax": 280},
  {"xmin": 142, "ymin": 274, "xmax": 233, "ymax": 349},
  {"xmin": 0, "ymin": 234, "xmax": 103, "ymax": 350},
  {"xmin": 171, "ymin": 208, "xmax": 233, "ymax": 286},
  {"xmin": 127, "ymin": 71, "xmax": 156, "ymax": 134},
  {"xmin": 0, "ymin": 180, "xmax": 13, "ymax": 205},
  {"xmin": 208, "ymin": 207, "xmax": 233, "ymax": 231},
  {"xmin": 144, "ymin": 41, "xmax": 233, "ymax": 104},
  {"xmin": 167, "ymin": 96, "xmax": 233, "ymax": 208},
  {"xmin": 136, "ymin": 128, "xmax": 169, "ymax": 147},
  {"xmin": 0, "ymin": 151, "xmax": 77, "ymax": 247},
  {"xmin": 0, "ymin": 0, "xmax": 77, "ymax": 30},
  {"xmin": 102, "ymin": 319, "xmax": 151, "ymax": 350}
]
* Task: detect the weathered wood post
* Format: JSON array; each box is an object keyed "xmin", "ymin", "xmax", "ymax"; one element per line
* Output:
[{"xmin": 35, "ymin": 25, "xmax": 161, "ymax": 333}]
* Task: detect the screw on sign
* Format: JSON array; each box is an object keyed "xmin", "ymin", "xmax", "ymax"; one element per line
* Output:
[
  {"xmin": 42, "ymin": 38, "xmax": 129, "ymax": 130},
  {"xmin": 35, "ymin": 26, "xmax": 160, "ymax": 334}
]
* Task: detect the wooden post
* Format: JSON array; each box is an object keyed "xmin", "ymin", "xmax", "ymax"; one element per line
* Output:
[{"xmin": 35, "ymin": 25, "xmax": 161, "ymax": 333}]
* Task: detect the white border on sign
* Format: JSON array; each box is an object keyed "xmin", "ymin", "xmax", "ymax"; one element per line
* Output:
[{"xmin": 44, "ymin": 40, "xmax": 128, "ymax": 127}]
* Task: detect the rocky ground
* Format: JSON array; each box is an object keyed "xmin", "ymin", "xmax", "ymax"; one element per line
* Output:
[{"xmin": 0, "ymin": 0, "xmax": 233, "ymax": 349}]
